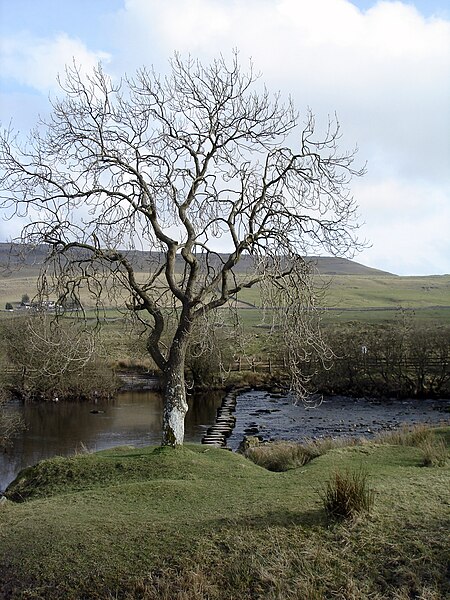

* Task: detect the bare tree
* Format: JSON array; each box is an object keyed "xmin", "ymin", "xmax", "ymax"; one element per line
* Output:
[{"xmin": 0, "ymin": 53, "xmax": 364, "ymax": 445}]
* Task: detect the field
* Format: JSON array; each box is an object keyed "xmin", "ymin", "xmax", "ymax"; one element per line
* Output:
[
  {"xmin": 225, "ymin": 272, "xmax": 450, "ymax": 326},
  {"xmin": 1, "ymin": 427, "xmax": 449, "ymax": 599},
  {"xmin": 1, "ymin": 259, "xmax": 449, "ymax": 379},
  {"xmin": 2, "ymin": 262, "xmax": 450, "ymax": 322}
]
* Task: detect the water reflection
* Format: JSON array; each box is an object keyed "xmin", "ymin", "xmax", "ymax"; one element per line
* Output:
[{"xmin": 0, "ymin": 390, "xmax": 222, "ymax": 492}]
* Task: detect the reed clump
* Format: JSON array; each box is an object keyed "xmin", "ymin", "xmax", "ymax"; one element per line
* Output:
[{"xmin": 321, "ymin": 468, "xmax": 375, "ymax": 521}]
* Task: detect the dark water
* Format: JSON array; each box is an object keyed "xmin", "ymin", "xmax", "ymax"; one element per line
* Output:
[
  {"xmin": 0, "ymin": 390, "xmax": 222, "ymax": 492},
  {"xmin": 2, "ymin": 390, "xmax": 449, "ymax": 492}
]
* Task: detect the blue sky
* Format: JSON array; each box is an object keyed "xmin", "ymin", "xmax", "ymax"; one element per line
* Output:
[{"xmin": 1, "ymin": 0, "xmax": 449, "ymax": 275}]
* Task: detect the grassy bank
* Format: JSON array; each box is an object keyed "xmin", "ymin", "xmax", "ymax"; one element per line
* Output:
[{"xmin": 1, "ymin": 427, "xmax": 449, "ymax": 599}]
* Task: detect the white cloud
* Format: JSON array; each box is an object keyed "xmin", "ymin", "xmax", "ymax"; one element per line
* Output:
[
  {"xmin": 0, "ymin": 32, "xmax": 110, "ymax": 93},
  {"xmin": 109, "ymin": 0, "xmax": 450, "ymax": 273},
  {"xmin": 354, "ymin": 179, "xmax": 450, "ymax": 274},
  {"xmin": 109, "ymin": 0, "xmax": 450, "ymax": 185},
  {"xmin": 1, "ymin": 0, "xmax": 449, "ymax": 274}
]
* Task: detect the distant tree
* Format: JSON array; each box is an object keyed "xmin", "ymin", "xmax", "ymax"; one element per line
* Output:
[
  {"xmin": 0, "ymin": 53, "xmax": 364, "ymax": 445},
  {"xmin": 5, "ymin": 302, "xmax": 13, "ymax": 311},
  {"xmin": 21, "ymin": 294, "xmax": 30, "ymax": 305},
  {"xmin": 1, "ymin": 314, "xmax": 117, "ymax": 402}
]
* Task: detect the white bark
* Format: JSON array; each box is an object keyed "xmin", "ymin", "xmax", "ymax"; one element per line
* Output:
[{"xmin": 162, "ymin": 368, "xmax": 188, "ymax": 446}]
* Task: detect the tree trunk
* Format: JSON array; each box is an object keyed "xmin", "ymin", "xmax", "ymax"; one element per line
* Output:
[
  {"xmin": 161, "ymin": 319, "xmax": 191, "ymax": 446},
  {"xmin": 162, "ymin": 362, "xmax": 188, "ymax": 446}
]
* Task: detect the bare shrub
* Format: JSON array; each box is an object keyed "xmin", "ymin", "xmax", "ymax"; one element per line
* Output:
[
  {"xmin": 317, "ymin": 321, "xmax": 450, "ymax": 399},
  {"xmin": 0, "ymin": 391, "xmax": 25, "ymax": 450},
  {"xmin": 1, "ymin": 315, "xmax": 118, "ymax": 402}
]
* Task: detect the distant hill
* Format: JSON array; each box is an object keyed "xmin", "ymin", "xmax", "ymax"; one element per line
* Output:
[
  {"xmin": 306, "ymin": 256, "xmax": 395, "ymax": 277},
  {"xmin": 0, "ymin": 243, "xmax": 394, "ymax": 278}
]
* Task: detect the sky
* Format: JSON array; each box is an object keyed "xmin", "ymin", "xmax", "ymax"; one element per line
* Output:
[{"xmin": 0, "ymin": 0, "xmax": 449, "ymax": 276}]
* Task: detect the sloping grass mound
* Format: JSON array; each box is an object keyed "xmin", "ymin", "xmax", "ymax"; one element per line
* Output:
[
  {"xmin": 1, "ymin": 429, "xmax": 449, "ymax": 599},
  {"xmin": 6, "ymin": 444, "xmax": 267, "ymax": 501}
]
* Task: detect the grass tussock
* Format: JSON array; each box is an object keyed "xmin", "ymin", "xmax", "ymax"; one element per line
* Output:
[
  {"xmin": 244, "ymin": 436, "xmax": 363, "ymax": 471},
  {"xmin": 420, "ymin": 437, "xmax": 448, "ymax": 467},
  {"xmin": 376, "ymin": 422, "xmax": 450, "ymax": 468},
  {"xmin": 321, "ymin": 468, "xmax": 375, "ymax": 521},
  {"xmin": 243, "ymin": 423, "xmax": 450, "ymax": 473},
  {"xmin": 302, "ymin": 435, "xmax": 361, "ymax": 455},
  {"xmin": 377, "ymin": 423, "xmax": 434, "ymax": 446}
]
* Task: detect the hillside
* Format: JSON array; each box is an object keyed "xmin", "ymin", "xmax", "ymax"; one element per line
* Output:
[
  {"xmin": 0, "ymin": 243, "xmax": 393, "ymax": 277},
  {"xmin": 3, "ymin": 243, "xmax": 450, "ymax": 322},
  {"xmin": 306, "ymin": 256, "xmax": 394, "ymax": 276}
]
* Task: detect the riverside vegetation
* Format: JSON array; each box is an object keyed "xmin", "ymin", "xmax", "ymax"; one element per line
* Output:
[
  {"xmin": 0, "ymin": 424, "xmax": 448, "ymax": 599},
  {"xmin": 2, "ymin": 314, "xmax": 449, "ymax": 401},
  {"xmin": 2, "ymin": 255, "xmax": 450, "ymax": 401}
]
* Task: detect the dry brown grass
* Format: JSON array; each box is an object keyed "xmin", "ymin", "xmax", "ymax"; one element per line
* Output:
[
  {"xmin": 244, "ymin": 440, "xmax": 317, "ymax": 471},
  {"xmin": 419, "ymin": 437, "xmax": 448, "ymax": 467},
  {"xmin": 321, "ymin": 468, "xmax": 375, "ymax": 521},
  {"xmin": 376, "ymin": 423, "xmax": 434, "ymax": 446}
]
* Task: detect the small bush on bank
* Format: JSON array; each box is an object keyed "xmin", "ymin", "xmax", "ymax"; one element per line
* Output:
[
  {"xmin": 0, "ymin": 392, "xmax": 25, "ymax": 450},
  {"xmin": 1, "ymin": 315, "xmax": 119, "ymax": 402},
  {"xmin": 322, "ymin": 468, "xmax": 374, "ymax": 521},
  {"xmin": 420, "ymin": 437, "xmax": 448, "ymax": 467},
  {"xmin": 244, "ymin": 441, "xmax": 317, "ymax": 471}
]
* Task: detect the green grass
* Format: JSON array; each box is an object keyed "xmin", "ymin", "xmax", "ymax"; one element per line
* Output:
[
  {"xmin": 235, "ymin": 274, "xmax": 450, "ymax": 309},
  {"xmin": 1, "ymin": 427, "xmax": 449, "ymax": 599},
  {"xmin": 236, "ymin": 274, "xmax": 450, "ymax": 325},
  {"xmin": 320, "ymin": 274, "xmax": 450, "ymax": 309}
]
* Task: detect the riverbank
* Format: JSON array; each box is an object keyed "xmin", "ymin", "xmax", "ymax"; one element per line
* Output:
[
  {"xmin": 1, "ymin": 427, "xmax": 449, "ymax": 599},
  {"xmin": 0, "ymin": 389, "xmax": 224, "ymax": 493},
  {"xmin": 3, "ymin": 387, "xmax": 449, "ymax": 493}
]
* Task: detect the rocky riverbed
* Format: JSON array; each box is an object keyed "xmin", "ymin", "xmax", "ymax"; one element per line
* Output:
[{"xmin": 226, "ymin": 391, "xmax": 450, "ymax": 450}]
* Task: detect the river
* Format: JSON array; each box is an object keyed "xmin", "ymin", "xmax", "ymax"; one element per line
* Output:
[
  {"xmin": 226, "ymin": 390, "xmax": 450, "ymax": 450},
  {"xmin": 0, "ymin": 389, "xmax": 223, "ymax": 493},
  {"xmin": 1, "ymin": 390, "xmax": 449, "ymax": 492}
]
